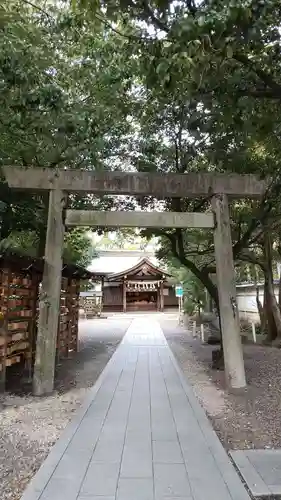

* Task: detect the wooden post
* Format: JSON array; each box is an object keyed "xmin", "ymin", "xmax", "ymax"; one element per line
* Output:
[
  {"xmin": 101, "ymin": 277, "xmax": 104, "ymax": 314},
  {"xmin": 73, "ymin": 279, "xmax": 79, "ymax": 353},
  {"xmin": 192, "ymin": 321, "xmax": 196, "ymax": 338},
  {"xmin": 25, "ymin": 271, "xmax": 39, "ymax": 381},
  {"xmin": 33, "ymin": 189, "xmax": 66, "ymax": 396},
  {"xmin": 251, "ymin": 322, "xmax": 257, "ymax": 343},
  {"xmin": 0, "ymin": 268, "xmax": 10, "ymax": 392},
  {"xmin": 160, "ymin": 281, "xmax": 164, "ymax": 312},
  {"xmin": 200, "ymin": 323, "xmax": 205, "ymax": 342},
  {"xmin": 123, "ymin": 280, "xmax": 127, "ymax": 313},
  {"xmin": 66, "ymin": 277, "xmax": 72, "ymax": 358},
  {"xmin": 212, "ymin": 194, "xmax": 246, "ymax": 390}
]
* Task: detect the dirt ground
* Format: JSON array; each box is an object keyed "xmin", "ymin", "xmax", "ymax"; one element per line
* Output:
[
  {"xmin": 160, "ymin": 316, "xmax": 281, "ymax": 452},
  {"xmin": 0, "ymin": 317, "xmax": 131, "ymax": 500}
]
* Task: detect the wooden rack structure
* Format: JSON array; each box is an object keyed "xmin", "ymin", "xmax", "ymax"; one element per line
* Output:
[{"xmin": 0, "ymin": 253, "xmax": 101, "ymax": 391}]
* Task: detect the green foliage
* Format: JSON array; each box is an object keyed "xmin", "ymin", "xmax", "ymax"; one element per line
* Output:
[
  {"xmin": 0, "ymin": 230, "xmax": 39, "ymax": 257},
  {"xmin": 183, "ymin": 275, "xmax": 206, "ymax": 316},
  {"xmin": 0, "ymin": 0, "xmax": 136, "ymax": 246},
  {"xmin": 165, "ymin": 257, "xmax": 206, "ymax": 315},
  {"xmin": 0, "ymin": 227, "xmax": 96, "ymax": 267},
  {"xmin": 75, "ymin": 0, "xmax": 281, "ymax": 178},
  {"xmin": 63, "ymin": 228, "xmax": 97, "ymax": 267},
  {"xmin": 0, "ymin": 1, "xmax": 133, "ymax": 169},
  {"xmin": 94, "ymin": 230, "xmax": 156, "ymax": 251}
]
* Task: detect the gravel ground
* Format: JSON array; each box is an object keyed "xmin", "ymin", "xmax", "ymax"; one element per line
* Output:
[
  {"xmin": 0, "ymin": 317, "xmax": 131, "ymax": 500},
  {"xmin": 160, "ymin": 316, "xmax": 281, "ymax": 452}
]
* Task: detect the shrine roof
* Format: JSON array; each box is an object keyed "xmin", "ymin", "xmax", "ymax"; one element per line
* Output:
[
  {"xmin": 88, "ymin": 251, "xmax": 158, "ymax": 274},
  {"xmin": 107, "ymin": 257, "xmax": 171, "ymax": 282}
]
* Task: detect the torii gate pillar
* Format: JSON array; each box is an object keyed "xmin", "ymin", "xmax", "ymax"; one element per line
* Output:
[
  {"xmin": 33, "ymin": 189, "xmax": 66, "ymax": 396},
  {"xmin": 212, "ymin": 194, "xmax": 246, "ymax": 390}
]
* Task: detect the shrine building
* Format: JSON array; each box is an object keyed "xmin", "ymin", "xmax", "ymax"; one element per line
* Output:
[{"xmin": 88, "ymin": 251, "xmax": 177, "ymax": 312}]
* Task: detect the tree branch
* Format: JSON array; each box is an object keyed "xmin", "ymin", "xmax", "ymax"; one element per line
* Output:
[
  {"xmin": 174, "ymin": 138, "xmax": 180, "ymax": 172},
  {"xmin": 152, "ymin": 228, "xmax": 220, "ymax": 306},
  {"xmin": 238, "ymin": 250, "xmax": 265, "ymax": 271},
  {"xmin": 21, "ymin": 0, "xmax": 52, "ymax": 18},
  {"xmin": 185, "ymin": 0, "xmax": 197, "ymax": 16},
  {"xmin": 237, "ymin": 89, "xmax": 281, "ymax": 99},
  {"xmin": 183, "ymin": 247, "xmax": 213, "ymax": 257},
  {"xmin": 199, "ymin": 86, "xmax": 281, "ymax": 101},
  {"xmin": 233, "ymin": 196, "xmax": 273, "ymax": 259},
  {"xmin": 234, "ymin": 52, "xmax": 281, "ymax": 96},
  {"xmin": 141, "ymin": 1, "xmax": 169, "ymax": 33},
  {"xmin": 94, "ymin": 13, "xmax": 150, "ymax": 41}
]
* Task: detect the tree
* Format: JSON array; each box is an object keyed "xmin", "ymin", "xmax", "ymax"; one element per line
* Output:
[
  {"xmin": 77, "ymin": 0, "xmax": 281, "ymax": 103},
  {"xmin": 0, "ymin": 227, "xmax": 97, "ymax": 267},
  {"xmin": 1, "ymin": 1, "xmax": 133, "ymax": 169},
  {"xmin": 165, "ymin": 257, "xmax": 206, "ymax": 316},
  {"xmin": 0, "ymin": 0, "xmax": 135, "ymax": 251},
  {"xmin": 63, "ymin": 228, "xmax": 97, "ymax": 267},
  {"xmin": 75, "ymin": 0, "xmax": 281, "ymax": 182}
]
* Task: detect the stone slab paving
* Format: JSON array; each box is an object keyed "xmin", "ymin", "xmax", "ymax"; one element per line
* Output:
[
  {"xmin": 231, "ymin": 449, "xmax": 281, "ymax": 497},
  {"xmin": 21, "ymin": 317, "xmax": 251, "ymax": 500}
]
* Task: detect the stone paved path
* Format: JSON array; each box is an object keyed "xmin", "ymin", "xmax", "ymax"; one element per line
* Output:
[
  {"xmin": 22, "ymin": 318, "xmax": 250, "ymax": 500},
  {"xmin": 231, "ymin": 449, "xmax": 281, "ymax": 497}
]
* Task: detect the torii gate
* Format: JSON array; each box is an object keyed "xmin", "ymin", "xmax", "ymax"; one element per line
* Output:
[{"xmin": 3, "ymin": 167, "xmax": 266, "ymax": 395}]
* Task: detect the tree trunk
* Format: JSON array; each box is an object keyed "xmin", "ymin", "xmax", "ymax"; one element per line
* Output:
[
  {"xmin": 265, "ymin": 276, "xmax": 281, "ymax": 339},
  {"xmin": 167, "ymin": 231, "xmax": 221, "ymax": 333},
  {"xmin": 184, "ymin": 263, "xmax": 219, "ymax": 313},
  {"xmin": 279, "ymin": 274, "xmax": 281, "ymax": 312},
  {"xmin": 263, "ymin": 231, "xmax": 281, "ymax": 340},
  {"xmin": 256, "ymin": 286, "xmax": 266, "ymax": 332},
  {"xmin": 170, "ymin": 252, "xmax": 219, "ymax": 310},
  {"xmin": 264, "ymin": 279, "xmax": 278, "ymax": 341},
  {"xmin": 268, "ymin": 284, "xmax": 281, "ymax": 334}
]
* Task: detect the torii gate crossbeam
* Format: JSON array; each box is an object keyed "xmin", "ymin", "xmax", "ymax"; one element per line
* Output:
[
  {"xmin": 3, "ymin": 166, "xmax": 266, "ymax": 198},
  {"xmin": 65, "ymin": 210, "xmax": 214, "ymax": 228}
]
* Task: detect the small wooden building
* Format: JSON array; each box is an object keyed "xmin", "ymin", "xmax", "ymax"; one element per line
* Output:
[
  {"xmin": 103, "ymin": 258, "xmax": 177, "ymax": 312},
  {"xmin": 0, "ymin": 251, "xmax": 101, "ymax": 391}
]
